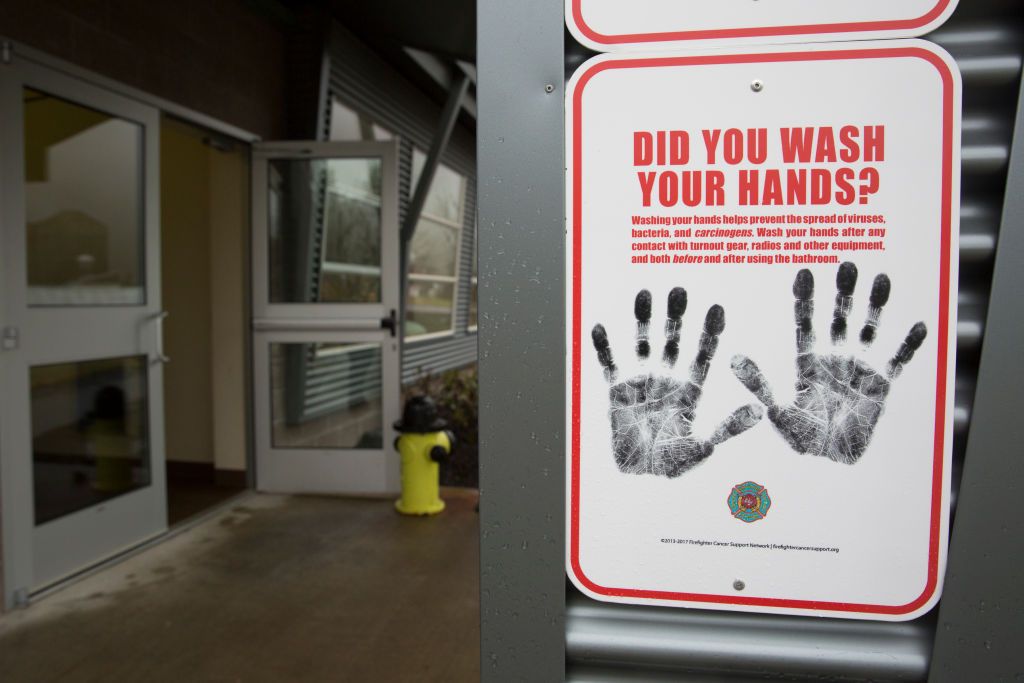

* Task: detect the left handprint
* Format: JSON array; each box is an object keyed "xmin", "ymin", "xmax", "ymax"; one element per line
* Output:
[{"xmin": 591, "ymin": 288, "xmax": 763, "ymax": 478}]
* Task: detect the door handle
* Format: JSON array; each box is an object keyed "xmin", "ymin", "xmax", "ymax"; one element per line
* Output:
[
  {"xmin": 380, "ymin": 309, "xmax": 398, "ymax": 337},
  {"xmin": 152, "ymin": 310, "xmax": 170, "ymax": 364}
]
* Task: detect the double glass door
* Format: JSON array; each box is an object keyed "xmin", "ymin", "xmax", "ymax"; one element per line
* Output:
[
  {"xmin": 0, "ymin": 57, "xmax": 166, "ymax": 605},
  {"xmin": 252, "ymin": 141, "xmax": 401, "ymax": 494}
]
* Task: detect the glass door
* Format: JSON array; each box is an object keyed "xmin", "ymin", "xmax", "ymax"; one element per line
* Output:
[
  {"xmin": 252, "ymin": 141, "xmax": 401, "ymax": 494},
  {"xmin": 0, "ymin": 57, "xmax": 166, "ymax": 605}
]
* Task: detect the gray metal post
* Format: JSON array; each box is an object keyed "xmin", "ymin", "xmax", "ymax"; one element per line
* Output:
[
  {"xmin": 928, "ymin": 74, "xmax": 1024, "ymax": 681},
  {"xmin": 478, "ymin": 0, "xmax": 567, "ymax": 680}
]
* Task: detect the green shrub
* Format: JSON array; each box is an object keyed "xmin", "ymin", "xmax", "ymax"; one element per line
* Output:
[{"xmin": 406, "ymin": 364, "xmax": 478, "ymax": 487}]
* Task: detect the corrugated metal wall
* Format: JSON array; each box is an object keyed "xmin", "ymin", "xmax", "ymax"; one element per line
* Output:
[
  {"xmin": 564, "ymin": 4, "xmax": 1023, "ymax": 681},
  {"xmin": 322, "ymin": 24, "xmax": 478, "ymax": 384}
]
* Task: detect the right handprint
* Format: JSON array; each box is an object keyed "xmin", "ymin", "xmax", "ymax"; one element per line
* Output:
[{"xmin": 730, "ymin": 262, "xmax": 927, "ymax": 465}]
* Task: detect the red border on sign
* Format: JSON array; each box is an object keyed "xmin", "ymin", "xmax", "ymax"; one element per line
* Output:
[
  {"xmin": 570, "ymin": 0, "xmax": 954, "ymax": 46},
  {"xmin": 569, "ymin": 47, "xmax": 955, "ymax": 616}
]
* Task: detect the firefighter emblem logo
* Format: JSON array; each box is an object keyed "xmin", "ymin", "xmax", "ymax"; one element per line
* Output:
[{"xmin": 728, "ymin": 481, "xmax": 771, "ymax": 523}]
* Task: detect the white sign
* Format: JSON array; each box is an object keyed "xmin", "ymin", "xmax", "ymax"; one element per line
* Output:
[
  {"xmin": 567, "ymin": 0, "xmax": 959, "ymax": 51},
  {"xmin": 566, "ymin": 41, "xmax": 960, "ymax": 621}
]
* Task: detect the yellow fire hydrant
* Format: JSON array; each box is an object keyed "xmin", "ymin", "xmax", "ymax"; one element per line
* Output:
[{"xmin": 394, "ymin": 396, "xmax": 455, "ymax": 516}]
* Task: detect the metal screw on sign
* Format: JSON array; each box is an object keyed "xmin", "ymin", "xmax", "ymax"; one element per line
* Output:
[
  {"xmin": 750, "ymin": 79, "xmax": 764, "ymax": 93},
  {"xmin": 544, "ymin": 83, "xmax": 555, "ymax": 93},
  {"xmin": 733, "ymin": 580, "xmax": 746, "ymax": 591}
]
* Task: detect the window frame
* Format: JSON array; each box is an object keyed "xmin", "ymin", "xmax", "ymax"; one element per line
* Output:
[
  {"xmin": 327, "ymin": 97, "xmax": 472, "ymax": 343},
  {"xmin": 467, "ymin": 219, "xmax": 478, "ymax": 333},
  {"xmin": 404, "ymin": 149, "xmax": 468, "ymax": 343}
]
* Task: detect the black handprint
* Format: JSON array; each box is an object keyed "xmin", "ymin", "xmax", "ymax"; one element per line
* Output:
[
  {"xmin": 730, "ymin": 262, "xmax": 927, "ymax": 465},
  {"xmin": 592, "ymin": 289, "xmax": 763, "ymax": 478}
]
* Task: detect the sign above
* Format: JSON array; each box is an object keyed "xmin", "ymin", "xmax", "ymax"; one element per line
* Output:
[
  {"xmin": 566, "ymin": 0, "xmax": 960, "ymax": 51},
  {"xmin": 566, "ymin": 41, "xmax": 961, "ymax": 621}
]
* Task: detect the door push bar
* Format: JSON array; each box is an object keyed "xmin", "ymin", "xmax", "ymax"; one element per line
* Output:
[{"xmin": 252, "ymin": 316, "xmax": 396, "ymax": 334}]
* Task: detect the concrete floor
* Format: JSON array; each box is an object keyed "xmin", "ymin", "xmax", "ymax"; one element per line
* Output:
[{"xmin": 0, "ymin": 489, "xmax": 480, "ymax": 682}]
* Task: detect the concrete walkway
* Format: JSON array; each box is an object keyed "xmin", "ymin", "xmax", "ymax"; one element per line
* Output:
[{"xmin": 0, "ymin": 490, "xmax": 480, "ymax": 682}]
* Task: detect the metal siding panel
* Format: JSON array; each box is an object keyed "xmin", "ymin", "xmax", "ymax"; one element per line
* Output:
[
  {"xmin": 325, "ymin": 24, "xmax": 475, "ymax": 175},
  {"xmin": 568, "ymin": 668, "xmax": 789, "ymax": 682},
  {"xmin": 402, "ymin": 335, "xmax": 477, "ymax": 385},
  {"xmin": 929, "ymin": 39, "xmax": 1024, "ymax": 683},
  {"xmin": 561, "ymin": 7, "xmax": 1022, "ymax": 682},
  {"xmin": 566, "ymin": 592, "xmax": 931, "ymax": 681}
]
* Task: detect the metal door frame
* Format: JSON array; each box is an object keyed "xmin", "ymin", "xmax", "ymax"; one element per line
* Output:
[
  {"xmin": 0, "ymin": 55, "xmax": 166, "ymax": 608},
  {"xmin": 250, "ymin": 140, "xmax": 402, "ymax": 495}
]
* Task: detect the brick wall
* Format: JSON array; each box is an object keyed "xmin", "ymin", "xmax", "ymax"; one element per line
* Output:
[{"xmin": 0, "ymin": 0, "xmax": 291, "ymax": 138}]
